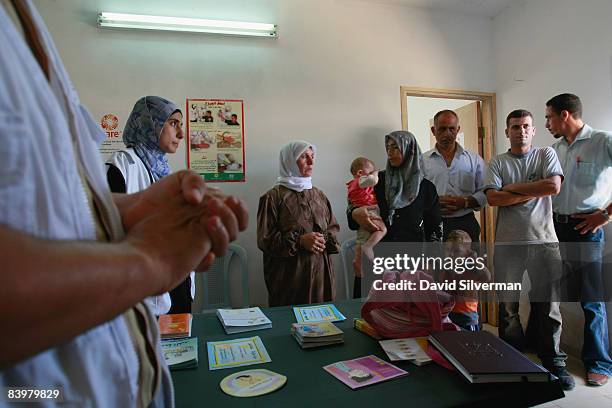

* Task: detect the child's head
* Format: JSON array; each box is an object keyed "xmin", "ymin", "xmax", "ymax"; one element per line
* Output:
[
  {"xmin": 445, "ymin": 230, "xmax": 473, "ymax": 258},
  {"xmin": 350, "ymin": 157, "xmax": 375, "ymax": 176}
]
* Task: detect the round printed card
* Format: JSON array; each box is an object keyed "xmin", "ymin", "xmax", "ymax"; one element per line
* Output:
[{"xmin": 220, "ymin": 369, "xmax": 287, "ymax": 397}]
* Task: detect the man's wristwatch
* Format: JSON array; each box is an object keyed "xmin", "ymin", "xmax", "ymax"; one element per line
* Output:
[{"xmin": 601, "ymin": 208, "xmax": 612, "ymax": 222}]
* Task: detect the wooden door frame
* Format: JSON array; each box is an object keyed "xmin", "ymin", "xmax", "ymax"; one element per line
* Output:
[{"xmin": 400, "ymin": 86, "xmax": 498, "ymax": 325}]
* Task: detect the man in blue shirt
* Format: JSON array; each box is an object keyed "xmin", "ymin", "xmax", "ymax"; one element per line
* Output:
[
  {"xmin": 546, "ymin": 93, "xmax": 612, "ymax": 386},
  {"xmin": 423, "ymin": 110, "xmax": 487, "ymax": 242}
]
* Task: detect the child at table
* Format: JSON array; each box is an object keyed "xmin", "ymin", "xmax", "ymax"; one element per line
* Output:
[{"xmin": 441, "ymin": 230, "xmax": 491, "ymax": 331}]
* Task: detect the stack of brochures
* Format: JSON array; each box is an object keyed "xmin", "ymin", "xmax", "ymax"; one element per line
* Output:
[
  {"xmin": 158, "ymin": 313, "xmax": 192, "ymax": 339},
  {"xmin": 323, "ymin": 355, "xmax": 408, "ymax": 389},
  {"xmin": 161, "ymin": 337, "xmax": 198, "ymax": 370},
  {"xmin": 379, "ymin": 337, "xmax": 432, "ymax": 366},
  {"xmin": 216, "ymin": 307, "xmax": 272, "ymax": 334},
  {"xmin": 291, "ymin": 322, "xmax": 344, "ymax": 349}
]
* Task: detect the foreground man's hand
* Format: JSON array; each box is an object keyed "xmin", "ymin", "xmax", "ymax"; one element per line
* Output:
[{"xmin": 121, "ymin": 170, "xmax": 248, "ymax": 293}]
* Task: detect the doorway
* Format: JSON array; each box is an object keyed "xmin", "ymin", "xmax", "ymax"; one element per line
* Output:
[{"xmin": 400, "ymin": 86, "xmax": 498, "ymax": 325}]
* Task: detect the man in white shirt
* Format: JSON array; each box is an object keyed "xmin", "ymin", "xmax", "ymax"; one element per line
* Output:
[
  {"xmin": 423, "ymin": 110, "xmax": 487, "ymax": 242},
  {"xmin": 0, "ymin": 1, "xmax": 247, "ymax": 406},
  {"xmin": 546, "ymin": 93, "xmax": 612, "ymax": 386}
]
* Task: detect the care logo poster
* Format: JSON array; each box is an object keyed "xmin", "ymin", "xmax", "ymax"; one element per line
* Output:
[
  {"xmin": 98, "ymin": 112, "xmax": 126, "ymax": 161},
  {"xmin": 186, "ymin": 99, "xmax": 246, "ymax": 182}
]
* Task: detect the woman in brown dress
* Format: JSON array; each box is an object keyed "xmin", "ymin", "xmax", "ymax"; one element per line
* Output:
[{"xmin": 257, "ymin": 140, "xmax": 340, "ymax": 307}]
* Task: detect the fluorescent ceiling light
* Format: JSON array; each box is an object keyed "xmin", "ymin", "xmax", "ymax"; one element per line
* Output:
[{"xmin": 98, "ymin": 12, "xmax": 277, "ymax": 38}]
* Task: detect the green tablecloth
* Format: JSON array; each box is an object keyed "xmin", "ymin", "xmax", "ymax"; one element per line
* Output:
[{"xmin": 171, "ymin": 299, "xmax": 564, "ymax": 407}]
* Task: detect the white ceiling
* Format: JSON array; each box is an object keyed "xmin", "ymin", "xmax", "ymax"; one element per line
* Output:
[{"xmin": 345, "ymin": 0, "xmax": 520, "ymax": 18}]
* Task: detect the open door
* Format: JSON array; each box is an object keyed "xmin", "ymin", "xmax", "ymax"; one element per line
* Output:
[{"xmin": 401, "ymin": 87, "xmax": 498, "ymax": 326}]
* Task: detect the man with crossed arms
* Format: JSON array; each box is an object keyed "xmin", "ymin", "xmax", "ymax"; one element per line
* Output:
[{"xmin": 485, "ymin": 109, "xmax": 573, "ymax": 390}]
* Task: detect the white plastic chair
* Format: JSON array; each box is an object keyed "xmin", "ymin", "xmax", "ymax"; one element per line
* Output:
[
  {"xmin": 339, "ymin": 238, "xmax": 358, "ymax": 299},
  {"xmin": 196, "ymin": 243, "xmax": 249, "ymax": 313}
]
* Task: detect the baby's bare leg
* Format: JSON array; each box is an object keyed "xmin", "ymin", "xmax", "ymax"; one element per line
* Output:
[{"xmin": 361, "ymin": 220, "xmax": 387, "ymax": 260}]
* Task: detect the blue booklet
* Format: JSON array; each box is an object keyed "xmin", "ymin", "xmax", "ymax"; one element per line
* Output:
[{"xmin": 293, "ymin": 304, "xmax": 346, "ymax": 323}]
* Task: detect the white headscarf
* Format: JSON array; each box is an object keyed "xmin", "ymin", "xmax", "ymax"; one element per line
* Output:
[{"xmin": 276, "ymin": 140, "xmax": 316, "ymax": 192}]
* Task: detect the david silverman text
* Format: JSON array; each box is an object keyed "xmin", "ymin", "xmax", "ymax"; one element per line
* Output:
[{"xmin": 372, "ymin": 279, "xmax": 521, "ymax": 291}]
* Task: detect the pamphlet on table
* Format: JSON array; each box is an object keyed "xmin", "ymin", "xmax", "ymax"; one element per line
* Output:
[
  {"xmin": 161, "ymin": 337, "xmax": 198, "ymax": 370},
  {"xmin": 216, "ymin": 307, "xmax": 272, "ymax": 334},
  {"xmin": 158, "ymin": 313, "xmax": 192, "ymax": 339},
  {"xmin": 323, "ymin": 355, "xmax": 408, "ymax": 389},
  {"xmin": 353, "ymin": 318, "xmax": 382, "ymax": 340},
  {"xmin": 207, "ymin": 336, "xmax": 271, "ymax": 370},
  {"xmin": 293, "ymin": 304, "xmax": 346, "ymax": 323},
  {"xmin": 379, "ymin": 337, "xmax": 432, "ymax": 366}
]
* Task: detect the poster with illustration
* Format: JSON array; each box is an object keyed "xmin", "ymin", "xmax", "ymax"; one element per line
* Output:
[{"xmin": 186, "ymin": 99, "xmax": 246, "ymax": 182}]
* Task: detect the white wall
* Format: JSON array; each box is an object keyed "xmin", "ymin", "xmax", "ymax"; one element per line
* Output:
[
  {"xmin": 494, "ymin": 0, "xmax": 612, "ymax": 355},
  {"xmin": 494, "ymin": 0, "xmax": 612, "ymax": 148},
  {"xmin": 35, "ymin": 0, "xmax": 495, "ymax": 306}
]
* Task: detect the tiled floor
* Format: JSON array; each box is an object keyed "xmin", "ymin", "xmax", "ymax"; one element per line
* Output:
[
  {"xmin": 534, "ymin": 354, "xmax": 612, "ymax": 408},
  {"xmin": 481, "ymin": 325, "xmax": 611, "ymax": 407}
]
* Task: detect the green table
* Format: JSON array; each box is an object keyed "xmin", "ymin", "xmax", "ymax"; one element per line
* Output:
[{"xmin": 172, "ymin": 300, "xmax": 564, "ymax": 407}]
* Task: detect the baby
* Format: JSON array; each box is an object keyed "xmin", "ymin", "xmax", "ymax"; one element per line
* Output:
[{"xmin": 347, "ymin": 157, "xmax": 387, "ymax": 294}]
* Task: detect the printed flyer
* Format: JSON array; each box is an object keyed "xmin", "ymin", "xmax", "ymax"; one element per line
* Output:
[
  {"xmin": 293, "ymin": 304, "xmax": 346, "ymax": 323},
  {"xmin": 323, "ymin": 355, "xmax": 408, "ymax": 389},
  {"xmin": 161, "ymin": 337, "xmax": 199, "ymax": 370},
  {"xmin": 186, "ymin": 98, "xmax": 245, "ymax": 182},
  {"xmin": 207, "ymin": 336, "xmax": 271, "ymax": 370}
]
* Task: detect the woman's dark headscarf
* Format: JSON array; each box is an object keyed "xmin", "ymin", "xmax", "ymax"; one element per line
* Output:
[
  {"xmin": 122, "ymin": 96, "xmax": 180, "ymax": 180},
  {"xmin": 384, "ymin": 130, "xmax": 424, "ymax": 224}
]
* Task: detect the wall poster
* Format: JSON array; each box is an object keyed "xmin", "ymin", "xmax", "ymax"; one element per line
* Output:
[
  {"xmin": 186, "ymin": 99, "xmax": 246, "ymax": 182},
  {"xmin": 98, "ymin": 112, "xmax": 127, "ymax": 161}
]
